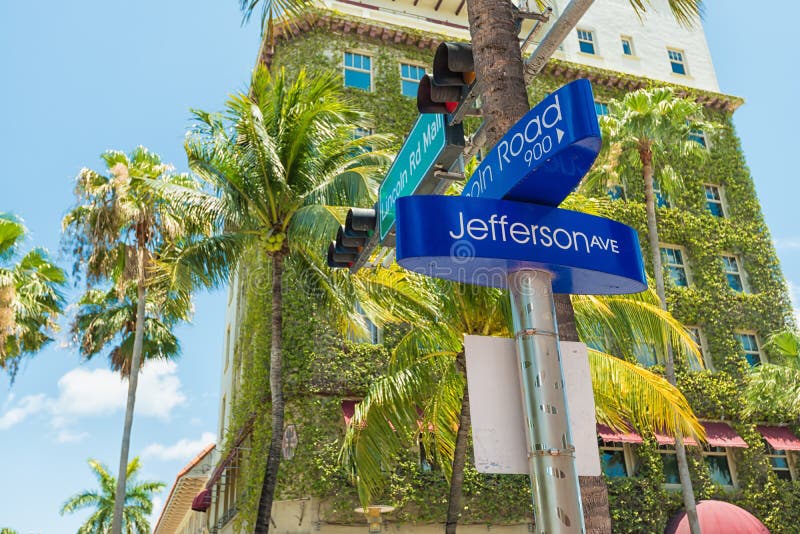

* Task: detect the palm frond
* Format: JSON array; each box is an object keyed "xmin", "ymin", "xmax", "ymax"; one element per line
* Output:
[{"xmin": 589, "ymin": 349, "xmax": 704, "ymax": 441}]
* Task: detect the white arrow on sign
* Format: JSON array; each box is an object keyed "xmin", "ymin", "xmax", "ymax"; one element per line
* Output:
[{"xmin": 556, "ymin": 128, "xmax": 565, "ymax": 143}]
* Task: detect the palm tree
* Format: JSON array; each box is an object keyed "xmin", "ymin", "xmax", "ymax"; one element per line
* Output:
[
  {"xmin": 239, "ymin": 0, "xmax": 705, "ymax": 530},
  {"xmin": 60, "ymin": 457, "xmax": 164, "ymax": 534},
  {"xmin": 156, "ymin": 65, "xmax": 393, "ymax": 532},
  {"xmin": 341, "ymin": 276, "xmax": 704, "ymax": 533},
  {"xmin": 62, "ymin": 148, "xmax": 197, "ymax": 534},
  {"xmin": 71, "ymin": 283, "xmax": 186, "ymax": 376},
  {"xmin": 585, "ymin": 87, "xmax": 713, "ymax": 533},
  {"xmin": 0, "ymin": 213, "xmax": 66, "ymax": 378},
  {"xmin": 744, "ymin": 330, "xmax": 800, "ymax": 421}
]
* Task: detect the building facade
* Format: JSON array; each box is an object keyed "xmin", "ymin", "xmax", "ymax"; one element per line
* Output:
[{"xmin": 199, "ymin": 1, "xmax": 800, "ymax": 532}]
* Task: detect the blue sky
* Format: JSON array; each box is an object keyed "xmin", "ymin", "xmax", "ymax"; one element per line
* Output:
[{"xmin": 0, "ymin": 1, "xmax": 798, "ymax": 532}]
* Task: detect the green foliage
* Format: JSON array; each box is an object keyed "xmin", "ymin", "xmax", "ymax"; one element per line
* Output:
[
  {"xmin": 218, "ymin": 21, "xmax": 798, "ymax": 532},
  {"xmin": 60, "ymin": 457, "xmax": 164, "ymax": 534},
  {"xmin": 0, "ymin": 213, "xmax": 66, "ymax": 378}
]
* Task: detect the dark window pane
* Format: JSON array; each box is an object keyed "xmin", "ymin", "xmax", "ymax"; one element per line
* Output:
[
  {"xmin": 770, "ymin": 456, "xmax": 789, "ymax": 469},
  {"xmin": 579, "ymin": 41, "xmax": 595, "ymax": 54},
  {"xmin": 745, "ymin": 352, "xmax": 761, "ymax": 367},
  {"xmin": 622, "ymin": 40, "xmax": 632, "ymax": 55},
  {"xmin": 601, "ymin": 450, "xmax": 628, "ymax": 478},
  {"xmin": 726, "ymin": 273, "xmax": 744, "ymax": 292},
  {"xmin": 344, "ymin": 70, "xmax": 371, "ymax": 91},
  {"xmin": 705, "ymin": 455, "xmax": 733, "ymax": 486},
  {"xmin": 662, "ymin": 454, "xmax": 680, "ymax": 484},
  {"xmin": 707, "ymin": 201, "xmax": 723, "ymax": 217},
  {"xmin": 671, "ymin": 62, "xmax": 686, "ymax": 75},
  {"xmin": 607, "ymin": 184, "xmax": 624, "ymax": 200},
  {"xmin": 401, "ymin": 79, "xmax": 419, "ymax": 97},
  {"xmin": 668, "ymin": 266, "xmax": 688, "ymax": 287}
]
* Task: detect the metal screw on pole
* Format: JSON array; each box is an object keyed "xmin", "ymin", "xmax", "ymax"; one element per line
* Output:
[{"xmin": 508, "ymin": 269, "xmax": 585, "ymax": 534}]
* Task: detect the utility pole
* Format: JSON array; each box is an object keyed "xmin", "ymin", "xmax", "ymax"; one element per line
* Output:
[{"xmin": 463, "ymin": 0, "xmax": 611, "ymax": 531}]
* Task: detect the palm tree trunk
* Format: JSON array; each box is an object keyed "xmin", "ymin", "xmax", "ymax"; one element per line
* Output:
[
  {"xmin": 111, "ymin": 246, "xmax": 147, "ymax": 534},
  {"xmin": 445, "ymin": 352, "xmax": 471, "ymax": 534},
  {"xmin": 641, "ymin": 146, "xmax": 701, "ymax": 534},
  {"xmin": 464, "ymin": 0, "xmax": 611, "ymax": 531},
  {"xmin": 255, "ymin": 252, "xmax": 285, "ymax": 533}
]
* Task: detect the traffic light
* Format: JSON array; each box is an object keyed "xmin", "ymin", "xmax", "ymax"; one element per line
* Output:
[
  {"xmin": 417, "ymin": 42, "xmax": 476, "ymax": 115},
  {"xmin": 327, "ymin": 207, "xmax": 377, "ymax": 269}
]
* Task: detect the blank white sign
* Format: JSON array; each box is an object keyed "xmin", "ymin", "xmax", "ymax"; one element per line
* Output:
[{"xmin": 464, "ymin": 336, "xmax": 601, "ymax": 476}]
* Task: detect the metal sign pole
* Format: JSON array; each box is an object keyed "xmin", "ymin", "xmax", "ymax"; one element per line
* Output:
[{"xmin": 507, "ymin": 269, "xmax": 585, "ymax": 534}]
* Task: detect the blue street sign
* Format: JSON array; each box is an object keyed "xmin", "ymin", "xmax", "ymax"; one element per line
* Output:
[
  {"xmin": 378, "ymin": 114, "xmax": 464, "ymax": 241},
  {"xmin": 395, "ymin": 195, "xmax": 646, "ymax": 294},
  {"xmin": 462, "ymin": 78, "xmax": 601, "ymax": 206}
]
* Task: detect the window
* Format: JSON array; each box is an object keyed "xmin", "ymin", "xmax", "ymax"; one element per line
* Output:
[
  {"xmin": 351, "ymin": 127, "xmax": 374, "ymax": 154},
  {"xmin": 224, "ymin": 325, "xmax": 231, "ymax": 372},
  {"xmin": 653, "ymin": 179, "xmax": 670, "ymax": 208},
  {"xmin": 344, "ymin": 52, "xmax": 372, "ymax": 91},
  {"xmin": 621, "ymin": 36, "xmax": 634, "ymax": 56},
  {"xmin": 607, "ymin": 184, "xmax": 625, "ymax": 200},
  {"xmin": 349, "ymin": 303, "xmax": 383, "ymax": 344},
  {"xmin": 577, "ymin": 29, "xmax": 596, "ymax": 54},
  {"xmin": 658, "ymin": 445, "xmax": 681, "ymax": 484},
  {"xmin": 764, "ymin": 441, "xmax": 795, "ymax": 481},
  {"xmin": 721, "ymin": 255, "xmax": 747, "ymax": 292},
  {"xmin": 685, "ymin": 327, "xmax": 708, "ymax": 371},
  {"xmin": 353, "ymin": 126, "xmax": 373, "ymax": 139},
  {"xmin": 400, "ymin": 63, "xmax": 425, "ymax": 98},
  {"xmin": 598, "ymin": 439, "xmax": 634, "ymax": 477},
  {"xmin": 690, "ymin": 129, "xmax": 708, "ymax": 148},
  {"xmin": 661, "ymin": 246, "xmax": 690, "ymax": 287},
  {"xmin": 735, "ymin": 332, "xmax": 763, "ymax": 367},
  {"xmin": 704, "ymin": 446, "xmax": 734, "ymax": 487},
  {"xmin": 594, "ymin": 101, "xmax": 609, "ymax": 116},
  {"xmin": 704, "ymin": 184, "xmax": 725, "ymax": 217},
  {"xmin": 668, "ymin": 48, "xmax": 687, "ymax": 75},
  {"xmin": 418, "ymin": 439, "xmax": 439, "ymax": 472},
  {"xmin": 633, "ymin": 343, "xmax": 657, "ymax": 367}
]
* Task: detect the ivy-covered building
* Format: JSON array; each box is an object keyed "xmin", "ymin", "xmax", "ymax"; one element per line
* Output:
[{"xmin": 195, "ymin": 1, "xmax": 800, "ymax": 533}]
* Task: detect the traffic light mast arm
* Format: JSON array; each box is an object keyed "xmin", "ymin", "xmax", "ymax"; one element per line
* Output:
[
  {"xmin": 447, "ymin": 79, "xmax": 484, "ymax": 126},
  {"xmin": 523, "ymin": 0, "xmax": 595, "ymax": 80},
  {"xmin": 349, "ymin": 228, "xmax": 381, "ymax": 274}
]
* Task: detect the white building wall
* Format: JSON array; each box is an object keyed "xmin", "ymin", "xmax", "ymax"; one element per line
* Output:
[
  {"xmin": 218, "ymin": 271, "xmax": 241, "ymax": 441},
  {"xmin": 554, "ymin": 0, "xmax": 719, "ymax": 92},
  {"xmin": 323, "ymin": 0, "xmax": 721, "ymax": 93}
]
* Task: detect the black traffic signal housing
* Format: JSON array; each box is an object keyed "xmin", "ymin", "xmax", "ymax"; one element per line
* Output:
[
  {"xmin": 417, "ymin": 42, "xmax": 476, "ymax": 115},
  {"xmin": 327, "ymin": 207, "xmax": 377, "ymax": 269}
]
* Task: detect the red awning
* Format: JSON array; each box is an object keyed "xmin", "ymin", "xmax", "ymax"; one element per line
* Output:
[
  {"xmin": 703, "ymin": 422, "xmax": 748, "ymax": 448},
  {"xmin": 653, "ymin": 431, "xmax": 699, "ymax": 447},
  {"xmin": 191, "ymin": 488, "xmax": 212, "ymax": 512},
  {"xmin": 757, "ymin": 425, "xmax": 800, "ymax": 451},
  {"xmin": 655, "ymin": 422, "xmax": 746, "ymax": 448},
  {"xmin": 342, "ymin": 400, "xmax": 357, "ymax": 426},
  {"xmin": 205, "ymin": 417, "xmax": 254, "ymax": 490},
  {"xmin": 597, "ymin": 423, "xmax": 644, "ymax": 444}
]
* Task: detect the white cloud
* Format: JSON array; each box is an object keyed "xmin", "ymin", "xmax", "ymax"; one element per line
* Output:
[
  {"xmin": 0, "ymin": 394, "xmax": 47, "ymax": 429},
  {"xmin": 0, "ymin": 360, "xmax": 187, "ymax": 441},
  {"xmin": 786, "ymin": 281, "xmax": 800, "ymax": 325},
  {"xmin": 142, "ymin": 431, "xmax": 216, "ymax": 462},
  {"xmin": 56, "ymin": 429, "xmax": 90, "ymax": 444},
  {"xmin": 53, "ymin": 360, "xmax": 186, "ymax": 420},
  {"xmin": 775, "ymin": 237, "xmax": 800, "ymax": 250}
]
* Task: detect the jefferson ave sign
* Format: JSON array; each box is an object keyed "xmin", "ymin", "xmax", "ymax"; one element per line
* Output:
[{"xmin": 395, "ymin": 195, "xmax": 646, "ymax": 294}]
